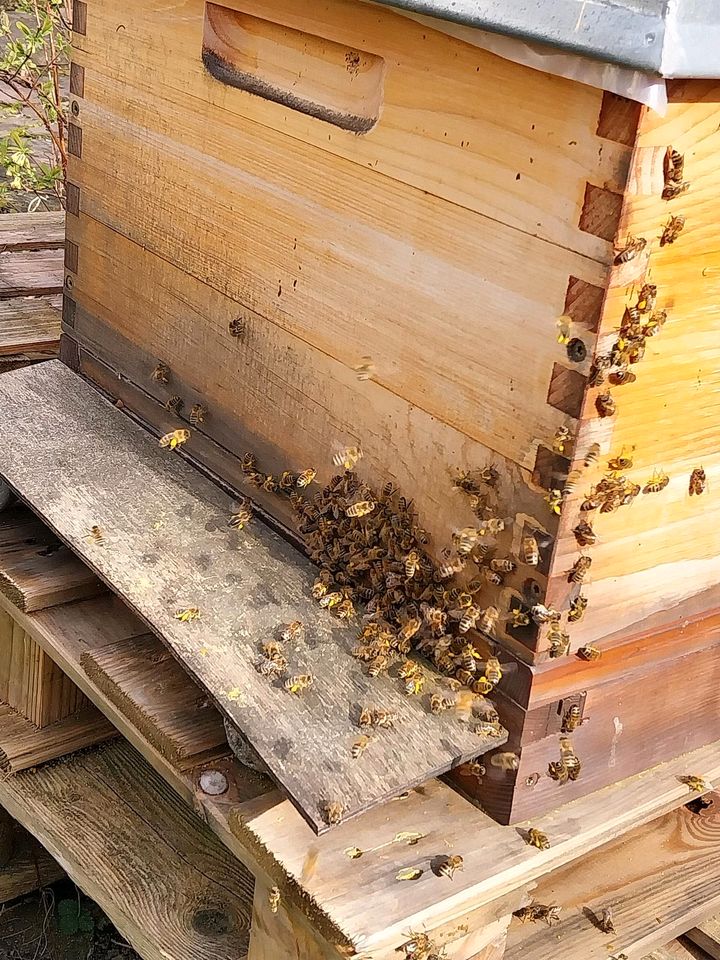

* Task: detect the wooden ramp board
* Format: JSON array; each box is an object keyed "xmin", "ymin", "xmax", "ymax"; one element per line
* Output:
[
  {"xmin": 0, "ymin": 361, "xmax": 506, "ymax": 834},
  {"xmin": 0, "ymin": 295, "xmax": 61, "ymax": 355},
  {"xmin": 0, "ymin": 506, "xmax": 104, "ymax": 612},
  {"xmin": 687, "ymin": 917, "xmax": 720, "ymax": 959},
  {"xmin": 0, "ymin": 248, "xmax": 64, "ymax": 298},
  {"xmin": 0, "ymin": 739, "xmax": 254, "ymax": 960},
  {"xmin": 0, "ymin": 701, "xmax": 116, "ymax": 772},
  {"xmin": 505, "ymin": 797, "xmax": 720, "ymax": 960},
  {"xmin": 81, "ymin": 632, "xmax": 228, "ymax": 769},
  {"xmin": 0, "ymin": 212, "xmax": 65, "ymax": 252}
]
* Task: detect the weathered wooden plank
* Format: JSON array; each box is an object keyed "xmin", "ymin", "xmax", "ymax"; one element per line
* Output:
[
  {"xmin": 505, "ymin": 798, "xmax": 720, "ymax": 960},
  {"xmin": 0, "ymin": 361, "xmax": 506, "ymax": 834},
  {"xmin": 0, "ymin": 295, "xmax": 61, "ymax": 355},
  {"xmin": 0, "ymin": 701, "xmax": 116, "ymax": 773},
  {"xmin": 0, "ymin": 249, "xmax": 64, "ymax": 298},
  {"xmin": 73, "ymin": 0, "xmax": 630, "ymax": 263},
  {"xmin": 0, "ymin": 828, "xmax": 65, "ymax": 904},
  {"xmin": 0, "ymin": 739, "xmax": 254, "ymax": 960},
  {"xmin": 644, "ymin": 942, "xmax": 711, "ymax": 960},
  {"xmin": 687, "ymin": 916, "xmax": 720, "ymax": 959},
  {"xmin": 81, "ymin": 632, "xmax": 228, "ymax": 769},
  {"xmin": 0, "ymin": 212, "xmax": 64, "ymax": 252},
  {"xmin": 0, "ymin": 507, "xmax": 104, "ymax": 612}
]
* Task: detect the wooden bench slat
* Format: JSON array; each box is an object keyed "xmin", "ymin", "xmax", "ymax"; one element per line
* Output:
[
  {"xmin": 0, "ymin": 212, "xmax": 64, "ymax": 251},
  {"xmin": 0, "ymin": 360, "xmax": 507, "ymax": 834},
  {"xmin": 0, "ymin": 294, "xmax": 61, "ymax": 354},
  {"xmin": 0, "ymin": 248, "xmax": 64, "ymax": 298}
]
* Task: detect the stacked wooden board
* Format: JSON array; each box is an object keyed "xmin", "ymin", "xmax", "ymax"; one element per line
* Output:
[{"xmin": 0, "ymin": 212, "xmax": 63, "ymax": 369}]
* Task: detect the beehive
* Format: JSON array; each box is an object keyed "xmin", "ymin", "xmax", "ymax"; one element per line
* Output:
[{"xmin": 62, "ymin": 0, "xmax": 720, "ymax": 822}]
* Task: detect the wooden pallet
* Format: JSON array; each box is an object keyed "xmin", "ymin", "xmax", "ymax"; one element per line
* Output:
[
  {"xmin": 0, "ymin": 212, "xmax": 63, "ymax": 366},
  {"xmin": 2, "ymin": 504, "xmax": 720, "ymax": 959}
]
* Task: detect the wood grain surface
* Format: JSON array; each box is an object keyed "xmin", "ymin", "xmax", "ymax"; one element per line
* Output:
[
  {"xmin": 0, "ymin": 701, "xmax": 116, "ymax": 772},
  {"xmin": 0, "ymin": 212, "xmax": 64, "ymax": 251},
  {"xmin": 0, "ymin": 361, "xmax": 506, "ymax": 833},
  {"xmin": 0, "ymin": 296, "xmax": 61, "ymax": 355},
  {"xmin": 0, "ymin": 739, "xmax": 254, "ymax": 960}
]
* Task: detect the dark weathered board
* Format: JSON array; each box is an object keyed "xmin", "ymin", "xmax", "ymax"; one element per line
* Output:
[
  {"xmin": 0, "ymin": 249, "xmax": 64, "ymax": 298},
  {"xmin": 0, "ymin": 212, "xmax": 65, "ymax": 252},
  {"xmin": 0, "ymin": 361, "xmax": 506, "ymax": 833},
  {"xmin": 0, "ymin": 701, "xmax": 116, "ymax": 773}
]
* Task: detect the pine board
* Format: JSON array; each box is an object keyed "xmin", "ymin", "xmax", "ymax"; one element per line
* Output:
[
  {"xmin": 81, "ymin": 632, "xmax": 228, "ymax": 769},
  {"xmin": 0, "ymin": 295, "xmax": 61, "ymax": 355},
  {"xmin": 0, "ymin": 361, "xmax": 506, "ymax": 834},
  {"xmin": 0, "ymin": 739, "xmax": 254, "ymax": 960}
]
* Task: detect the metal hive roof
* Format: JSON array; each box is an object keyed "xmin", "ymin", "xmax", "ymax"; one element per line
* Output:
[{"xmin": 373, "ymin": 0, "xmax": 720, "ymax": 78}]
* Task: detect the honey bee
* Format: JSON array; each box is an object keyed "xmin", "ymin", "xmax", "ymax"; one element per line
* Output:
[
  {"xmin": 484, "ymin": 657, "xmax": 502, "ymax": 686},
  {"xmin": 437, "ymin": 550, "xmax": 465, "ymax": 579},
  {"xmin": 545, "ymin": 489, "xmax": 563, "ymax": 515},
  {"xmin": 595, "ymin": 393, "xmax": 616, "ymax": 418},
  {"xmin": 351, "ymin": 735, "xmax": 372, "ymax": 758},
  {"xmin": 85, "ymin": 525, "xmax": 106, "ymax": 546},
  {"xmin": 354, "ymin": 356, "xmax": 375, "ymax": 381},
  {"xmin": 478, "ymin": 605, "xmax": 499, "ymax": 635},
  {"xmin": 455, "ymin": 668, "xmax": 476, "ymax": 688},
  {"xmin": 189, "ymin": 403, "xmax": 207, "ymax": 425},
  {"xmin": 577, "ymin": 645, "xmax": 601, "ymax": 661},
  {"xmin": 663, "ymin": 147, "xmax": 690, "ymax": 199},
  {"xmin": 430, "ymin": 693, "xmax": 455, "ymax": 714},
  {"xmin": 437, "ymin": 855, "xmax": 463, "ymax": 880},
  {"xmin": 296, "ymin": 469, "xmax": 317, "ymax": 488},
  {"xmin": 228, "ymin": 317, "xmax": 246, "ymax": 337},
  {"xmin": 278, "ymin": 471, "xmax": 295, "ymax": 492},
  {"xmin": 331, "ymin": 446, "xmax": 362, "ymax": 470},
  {"xmin": 164, "ymin": 395, "xmax": 184, "ymax": 414},
  {"xmin": 509, "ymin": 608, "xmax": 530, "ymax": 628},
  {"xmin": 490, "ymin": 751, "xmax": 520, "ymax": 770},
  {"xmin": 241, "ymin": 452, "xmax": 257, "ymax": 474},
  {"xmin": 159, "ymin": 428, "xmax": 190, "ymax": 450},
  {"xmin": 490, "ymin": 558, "xmax": 515, "ymax": 573},
  {"xmin": 281, "ymin": 620, "xmax": 305, "ymax": 643},
  {"xmin": 568, "ymin": 595, "xmax": 588, "ymax": 623},
  {"xmin": 588, "ymin": 356, "xmax": 611, "ymax": 388},
  {"xmin": 404, "ymin": 550, "xmax": 420, "ymax": 579},
  {"xmin": 681, "ymin": 775, "xmax": 709, "ymax": 792},
  {"xmin": 346, "ymin": 500, "xmax": 376, "ymax": 518},
  {"xmin": 452, "ymin": 527, "xmax": 480, "ymax": 555},
  {"xmin": 323, "ymin": 800, "xmax": 344, "ymax": 825},
  {"xmin": 613, "ymin": 235, "xmax": 647, "ymax": 265},
  {"xmin": 262, "ymin": 639, "xmax": 285, "ymax": 660},
  {"xmin": 573, "ymin": 520, "xmax": 596, "ymax": 546},
  {"xmin": 660, "ymin": 215, "xmax": 685, "ymax": 246},
  {"xmin": 560, "ymin": 738, "xmax": 582, "ymax": 781},
  {"xmin": 398, "ymin": 659, "xmax": 420, "ymax": 679},
  {"xmin": 583, "ymin": 443, "xmax": 601, "ymax": 468},
  {"xmin": 580, "ymin": 491, "xmax": 603, "ymax": 512},
  {"xmin": 562, "ymin": 704, "xmax": 583, "ymax": 733},
  {"xmin": 421, "ymin": 604, "xmax": 447, "ymax": 633},
  {"xmin": 256, "ymin": 654, "xmax": 287, "ymax": 678},
  {"xmin": 367, "ymin": 655, "xmax": 391, "ymax": 677},
  {"xmin": 259, "ymin": 886, "xmax": 279, "ymax": 919},
  {"xmin": 526, "ymin": 828, "xmax": 550, "ymax": 850},
  {"xmin": 556, "ymin": 314, "xmax": 572, "ymax": 345},
  {"xmin": 262, "ymin": 474, "xmax": 278, "ymax": 493},
  {"xmin": 547, "ymin": 626, "xmax": 570, "ymax": 658},
  {"xmin": 311, "ymin": 578, "xmax": 330, "ymax": 601},
  {"xmin": 457, "ymin": 605, "xmax": 480, "ymax": 634},
  {"xmin": 599, "ymin": 907, "xmax": 615, "ymax": 934},
  {"xmin": 608, "ymin": 367, "xmax": 636, "ymax": 387},
  {"xmin": 568, "ymin": 555, "xmax": 592, "ymax": 584},
  {"xmin": 472, "ymin": 677, "xmax": 494, "ymax": 695},
  {"xmin": 458, "ymin": 760, "xmax": 485, "ymax": 778},
  {"xmin": 643, "ymin": 469, "xmax": 670, "ymax": 494},
  {"xmin": 515, "ymin": 903, "xmax": 561, "ymax": 926},
  {"xmin": 553, "ymin": 425, "xmax": 571, "ymax": 454},
  {"xmin": 689, "ymin": 467, "xmax": 707, "ymax": 496},
  {"xmin": 404, "ymin": 674, "xmax": 425, "ymax": 695},
  {"xmin": 174, "ymin": 606, "xmax": 200, "ymax": 622},
  {"xmin": 484, "ymin": 517, "xmax": 506, "ymax": 534},
  {"xmin": 548, "ymin": 760, "xmax": 569, "ymax": 784},
  {"xmin": 358, "ymin": 707, "xmax": 374, "ymax": 727},
  {"xmin": 532, "ymin": 604, "xmax": 560, "ymax": 624},
  {"xmin": 284, "ymin": 674, "xmax": 314, "ymax": 694},
  {"xmin": 371, "ymin": 708, "xmax": 397, "ymax": 728},
  {"xmin": 399, "ymin": 617, "xmax": 421, "ymax": 642},
  {"xmin": 228, "ymin": 500, "xmax": 253, "ymax": 529},
  {"xmin": 522, "ymin": 535, "xmax": 540, "ymax": 566},
  {"xmin": 319, "ymin": 591, "xmax": 343, "ymax": 609},
  {"xmin": 608, "ymin": 449, "xmax": 634, "ymax": 471},
  {"xmin": 636, "ymin": 283, "xmax": 658, "ymax": 315},
  {"xmin": 151, "ymin": 361, "xmax": 169, "ymax": 383}
]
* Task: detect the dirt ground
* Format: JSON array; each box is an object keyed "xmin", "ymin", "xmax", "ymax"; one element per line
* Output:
[{"xmin": 0, "ymin": 880, "xmax": 140, "ymax": 960}]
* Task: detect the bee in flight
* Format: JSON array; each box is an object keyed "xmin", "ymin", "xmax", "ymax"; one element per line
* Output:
[{"xmin": 159, "ymin": 428, "xmax": 190, "ymax": 450}]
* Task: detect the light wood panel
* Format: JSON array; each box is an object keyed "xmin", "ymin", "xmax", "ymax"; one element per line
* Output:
[
  {"xmin": 548, "ymin": 85, "xmax": 720, "ymax": 651},
  {"xmin": 0, "ymin": 740, "xmax": 254, "ymax": 960},
  {"xmin": 505, "ymin": 800, "xmax": 720, "ymax": 960},
  {"xmin": 0, "ymin": 296, "xmax": 61, "ymax": 354},
  {"xmin": 67, "ymin": 63, "xmax": 607, "ymax": 474},
  {"xmin": 0, "ymin": 361, "xmax": 507, "ymax": 834},
  {"xmin": 72, "ymin": 0, "xmax": 630, "ymax": 262}
]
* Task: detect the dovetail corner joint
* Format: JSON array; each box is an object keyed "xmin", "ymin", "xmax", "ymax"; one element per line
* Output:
[
  {"xmin": 578, "ymin": 184, "xmax": 624, "ymax": 243},
  {"xmin": 546, "ymin": 363, "xmax": 586, "ymax": 418},
  {"xmin": 595, "ymin": 91, "xmax": 642, "ymax": 148},
  {"xmin": 69, "ymin": 63, "xmax": 85, "ymax": 97},
  {"xmin": 64, "ymin": 241, "xmax": 79, "ymax": 275},
  {"xmin": 72, "ymin": 0, "xmax": 87, "ymax": 36},
  {"xmin": 68, "ymin": 124, "xmax": 83, "ymax": 159},
  {"xmin": 564, "ymin": 277, "xmax": 605, "ymax": 334},
  {"xmin": 62, "ymin": 296, "xmax": 77, "ymax": 328},
  {"xmin": 66, "ymin": 182, "xmax": 80, "ymax": 217}
]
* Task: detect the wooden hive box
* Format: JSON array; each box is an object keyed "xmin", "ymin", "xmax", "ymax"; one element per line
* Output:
[{"xmin": 60, "ymin": 0, "xmax": 720, "ymax": 823}]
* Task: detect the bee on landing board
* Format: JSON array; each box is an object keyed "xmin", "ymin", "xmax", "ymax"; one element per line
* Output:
[
  {"xmin": 281, "ymin": 620, "xmax": 305, "ymax": 643},
  {"xmin": 522, "ymin": 535, "xmax": 540, "ymax": 566},
  {"xmin": 159, "ymin": 428, "xmax": 190, "ymax": 450},
  {"xmin": 323, "ymin": 800, "xmax": 344, "ymax": 825},
  {"xmin": 526, "ymin": 828, "xmax": 550, "ymax": 850},
  {"xmin": 351, "ymin": 735, "xmax": 372, "ymax": 759},
  {"xmin": 643, "ymin": 469, "xmax": 670, "ymax": 494},
  {"xmin": 296, "ymin": 468, "xmax": 317, "ymax": 488},
  {"xmin": 150, "ymin": 361, "xmax": 169, "ymax": 384},
  {"xmin": 228, "ymin": 500, "xmax": 253, "ymax": 530},
  {"xmin": 562, "ymin": 704, "xmax": 583, "ymax": 733},
  {"xmin": 613, "ymin": 235, "xmax": 647, "ymax": 265},
  {"xmin": 284, "ymin": 674, "xmax": 314, "ymax": 695},
  {"xmin": 568, "ymin": 555, "xmax": 592, "ymax": 584},
  {"xmin": 85, "ymin": 525, "xmax": 106, "ymax": 546},
  {"xmin": 437, "ymin": 855, "xmax": 463, "ymax": 879},
  {"xmin": 577, "ymin": 644, "xmax": 602, "ymax": 662},
  {"xmin": 660, "ymin": 215, "xmax": 685, "ymax": 246},
  {"xmin": 189, "ymin": 403, "xmax": 207, "ymax": 425}
]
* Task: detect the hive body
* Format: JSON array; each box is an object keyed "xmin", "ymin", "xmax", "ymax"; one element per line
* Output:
[{"xmin": 64, "ymin": 0, "xmax": 720, "ymax": 822}]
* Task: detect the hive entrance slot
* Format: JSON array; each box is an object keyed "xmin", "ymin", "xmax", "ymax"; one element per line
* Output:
[{"xmin": 202, "ymin": 4, "xmax": 385, "ymax": 133}]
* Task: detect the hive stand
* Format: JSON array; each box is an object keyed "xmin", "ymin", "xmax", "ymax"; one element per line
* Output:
[{"xmin": 1, "ymin": 503, "xmax": 720, "ymax": 959}]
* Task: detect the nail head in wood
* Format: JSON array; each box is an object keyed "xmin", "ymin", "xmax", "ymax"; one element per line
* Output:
[{"xmin": 199, "ymin": 769, "xmax": 228, "ymax": 796}]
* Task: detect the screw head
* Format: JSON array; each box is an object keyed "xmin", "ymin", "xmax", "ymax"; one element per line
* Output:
[
  {"xmin": 199, "ymin": 769, "xmax": 228, "ymax": 796},
  {"xmin": 566, "ymin": 338, "xmax": 587, "ymax": 363},
  {"xmin": 64, "ymin": 275, "xmax": 74, "ymax": 290},
  {"xmin": 70, "ymin": 100, "xmax": 80, "ymax": 117}
]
